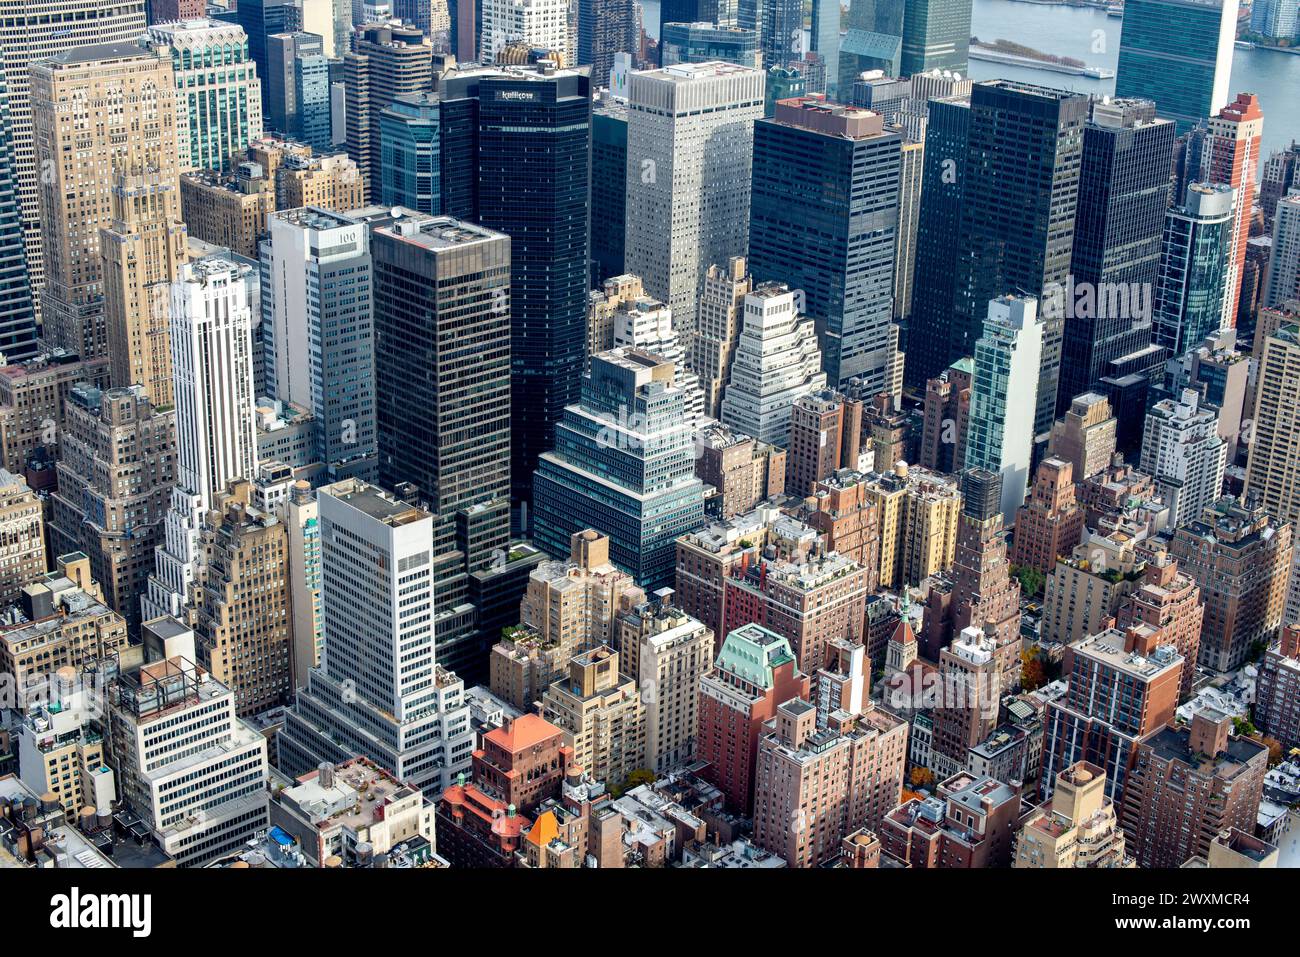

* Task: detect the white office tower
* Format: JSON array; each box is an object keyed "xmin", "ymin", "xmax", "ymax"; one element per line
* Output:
[
  {"xmin": 479, "ymin": 0, "xmax": 571, "ymax": 64},
  {"xmin": 1140, "ymin": 388, "xmax": 1228, "ymax": 529},
  {"xmin": 143, "ymin": 257, "xmax": 257, "ymax": 623},
  {"xmin": 1263, "ymin": 192, "xmax": 1300, "ymax": 309},
  {"xmin": 624, "ymin": 62, "xmax": 764, "ymax": 343},
  {"xmin": 719, "ymin": 283, "xmax": 826, "ymax": 447},
  {"xmin": 107, "ymin": 652, "xmax": 269, "ymax": 867},
  {"xmin": 965, "ymin": 295, "xmax": 1044, "ymax": 527},
  {"xmin": 279, "ymin": 479, "xmax": 474, "ymax": 792},
  {"xmin": 261, "ymin": 208, "xmax": 377, "ymax": 481},
  {"xmin": 612, "ymin": 294, "xmax": 705, "ymax": 422}
]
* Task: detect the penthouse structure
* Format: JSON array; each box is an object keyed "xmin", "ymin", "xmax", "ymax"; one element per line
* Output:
[
  {"xmin": 541, "ymin": 646, "xmax": 647, "ymax": 790},
  {"xmin": 879, "ymin": 772, "xmax": 1023, "ymax": 868},
  {"xmin": 1013, "ymin": 762, "xmax": 1131, "ymax": 868}
]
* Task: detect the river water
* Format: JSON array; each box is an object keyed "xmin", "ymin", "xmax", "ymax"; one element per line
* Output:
[{"xmin": 640, "ymin": 0, "xmax": 1300, "ymax": 158}]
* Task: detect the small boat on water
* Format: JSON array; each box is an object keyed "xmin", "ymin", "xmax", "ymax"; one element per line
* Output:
[
  {"xmin": 1235, "ymin": 40, "xmax": 1255, "ymax": 50},
  {"xmin": 1106, "ymin": 4, "xmax": 1124, "ymax": 17}
]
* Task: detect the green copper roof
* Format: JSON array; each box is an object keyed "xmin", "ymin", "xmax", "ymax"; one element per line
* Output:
[{"xmin": 716, "ymin": 624, "xmax": 796, "ymax": 689}]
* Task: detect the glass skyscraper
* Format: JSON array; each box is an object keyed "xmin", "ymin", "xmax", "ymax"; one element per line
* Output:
[
  {"xmin": 1060, "ymin": 97, "xmax": 1176, "ymax": 411},
  {"xmin": 1115, "ymin": 0, "xmax": 1237, "ymax": 134},
  {"xmin": 950, "ymin": 81, "xmax": 1087, "ymax": 440},
  {"xmin": 1153, "ymin": 182, "xmax": 1234, "ymax": 356},
  {"xmin": 380, "ymin": 93, "xmax": 440, "ymax": 214},
  {"xmin": 0, "ymin": 73, "xmax": 36, "ymax": 361},
  {"xmin": 533, "ymin": 349, "xmax": 706, "ymax": 590},
  {"xmin": 748, "ymin": 96, "xmax": 903, "ymax": 393},
  {"xmin": 900, "ymin": 0, "xmax": 971, "ymax": 76},
  {"xmin": 903, "ymin": 94, "xmax": 969, "ymax": 388},
  {"xmin": 435, "ymin": 68, "xmax": 592, "ymax": 530}
]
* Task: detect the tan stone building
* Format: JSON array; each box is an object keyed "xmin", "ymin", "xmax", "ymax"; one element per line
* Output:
[
  {"xmin": 1048, "ymin": 392, "xmax": 1117, "ymax": 482},
  {"xmin": 180, "ymin": 164, "xmax": 278, "ymax": 260},
  {"xmin": 0, "ymin": 469, "xmax": 46, "ymax": 605},
  {"xmin": 1042, "ymin": 532, "xmax": 1144, "ymax": 647},
  {"xmin": 490, "ymin": 529, "xmax": 643, "ymax": 711},
  {"xmin": 751, "ymin": 662, "xmax": 908, "ymax": 869},
  {"xmin": 0, "ymin": 353, "xmax": 111, "ymax": 473},
  {"xmin": 276, "ymin": 151, "xmax": 367, "ymax": 212},
  {"xmin": 31, "ymin": 42, "xmax": 177, "ymax": 360},
  {"xmin": 101, "ymin": 168, "xmax": 188, "ymax": 405},
  {"xmin": 0, "ymin": 557, "xmax": 129, "ymax": 700},
  {"xmin": 48, "ymin": 384, "xmax": 176, "ymax": 633},
  {"xmin": 862, "ymin": 462, "xmax": 961, "ymax": 590},
  {"xmin": 694, "ymin": 422, "xmax": 785, "ymax": 519},
  {"xmin": 1014, "ymin": 762, "xmax": 1132, "ymax": 868},
  {"xmin": 1244, "ymin": 322, "xmax": 1300, "ymax": 529},
  {"xmin": 541, "ymin": 645, "xmax": 647, "ymax": 789},
  {"xmin": 691, "ymin": 256, "xmax": 752, "ymax": 418},
  {"xmin": 618, "ymin": 596, "xmax": 713, "ymax": 774},
  {"xmin": 191, "ymin": 480, "xmax": 292, "ymax": 716}
]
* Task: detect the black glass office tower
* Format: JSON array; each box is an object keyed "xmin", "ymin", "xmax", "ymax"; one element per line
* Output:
[
  {"xmin": 438, "ymin": 68, "xmax": 592, "ymax": 530},
  {"xmin": 951, "ymin": 81, "xmax": 1087, "ymax": 439},
  {"xmin": 838, "ymin": 0, "xmax": 906, "ymax": 89},
  {"xmin": 1060, "ymin": 98, "xmax": 1175, "ymax": 413},
  {"xmin": 591, "ymin": 97, "xmax": 628, "ymax": 285},
  {"xmin": 372, "ymin": 214, "xmax": 516, "ymax": 679},
  {"xmin": 749, "ymin": 98, "xmax": 902, "ymax": 393},
  {"xmin": 903, "ymin": 94, "xmax": 970, "ymax": 388},
  {"xmin": 0, "ymin": 75, "xmax": 36, "ymax": 361}
]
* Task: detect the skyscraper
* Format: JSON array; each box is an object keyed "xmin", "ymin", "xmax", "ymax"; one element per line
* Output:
[
  {"xmin": 661, "ymin": 23, "xmax": 760, "ymax": 68},
  {"xmin": 1244, "ymin": 323, "xmax": 1300, "ymax": 529},
  {"xmin": 31, "ymin": 43, "xmax": 175, "ymax": 362},
  {"xmin": 278, "ymin": 479, "xmax": 475, "ymax": 792},
  {"xmin": 761, "ymin": 0, "xmax": 806, "ymax": 72},
  {"xmin": 836, "ymin": 0, "xmax": 906, "ymax": 89},
  {"xmin": 371, "ymin": 213, "xmax": 514, "ymax": 674},
  {"xmin": 624, "ymin": 62, "xmax": 764, "ymax": 346},
  {"xmin": 1263, "ymin": 193, "xmax": 1300, "ymax": 308},
  {"xmin": 900, "ymin": 0, "xmax": 972, "ymax": 75},
  {"xmin": 1114, "ymin": 0, "xmax": 1238, "ymax": 133},
  {"xmin": 479, "ymin": 0, "xmax": 571, "ymax": 64},
  {"xmin": 0, "ymin": 0, "xmax": 147, "ymax": 311},
  {"xmin": 1202, "ymin": 92, "xmax": 1264, "ymax": 331},
  {"xmin": 720, "ymin": 283, "xmax": 827, "ymax": 448},
  {"xmin": 590, "ymin": 94, "xmax": 628, "ymax": 285},
  {"xmin": 691, "ymin": 257, "xmax": 753, "ymax": 419},
  {"xmin": 266, "ymin": 32, "xmax": 332, "ymax": 152},
  {"xmin": 236, "ymin": 0, "xmax": 303, "ymax": 115},
  {"xmin": 102, "ymin": 164, "xmax": 189, "ymax": 408},
  {"xmin": 345, "ymin": 22, "xmax": 434, "ymax": 202},
  {"xmin": 578, "ymin": 0, "xmax": 637, "ymax": 85},
  {"xmin": 146, "ymin": 20, "xmax": 265, "ymax": 174},
  {"xmin": 401, "ymin": 69, "xmax": 582, "ymax": 526},
  {"xmin": 1139, "ymin": 389, "xmax": 1227, "ymax": 529},
  {"xmin": 143, "ymin": 257, "xmax": 258, "ymax": 623},
  {"xmin": 0, "ymin": 73, "xmax": 36, "ymax": 362},
  {"xmin": 533, "ymin": 349, "xmax": 706, "ymax": 590},
  {"xmin": 749, "ymin": 96, "xmax": 902, "ymax": 392},
  {"xmin": 1061, "ymin": 98, "xmax": 1176, "ymax": 411},
  {"xmin": 810, "ymin": 0, "xmax": 842, "ymax": 96},
  {"xmin": 965, "ymin": 296, "xmax": 1045, "ymax": 526},
  {"xmin": 951, "ymin": 81, "xmax": 1086, "ymax": 439},
  {"xmin": 380, "ymin": 93, "xmax": 440, "ymax": 214},
  {"xmin": 1152, "ymin": 182, "xmax": 1233, "ymax": 355},
  {"xmin": 904, "ymin": 94, "xmax": 970, "ymax": 388},
  {"xmin": 48, "ymin": 385, "xmax": 177, "ymax": 634},
  {"xmin": 261, "ymin": 208, "xmax": 377, "ymax": 482}
]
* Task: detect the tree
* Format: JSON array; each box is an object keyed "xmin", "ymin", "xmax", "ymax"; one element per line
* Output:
[
  {"xmin": 1021, "ymin": 649, "xmax": 1047, "ymax": 692},
  {"xmin": 1011, "ymin": 564, "xmax": 1045, "ymax": 598},
  {"xmin": 909, "ymin": 767, "xmax": 935, "ymax": 788},
  {"xmin": 1262, "ymin": 736, "xmax": 1285, "ymax": 766}
]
